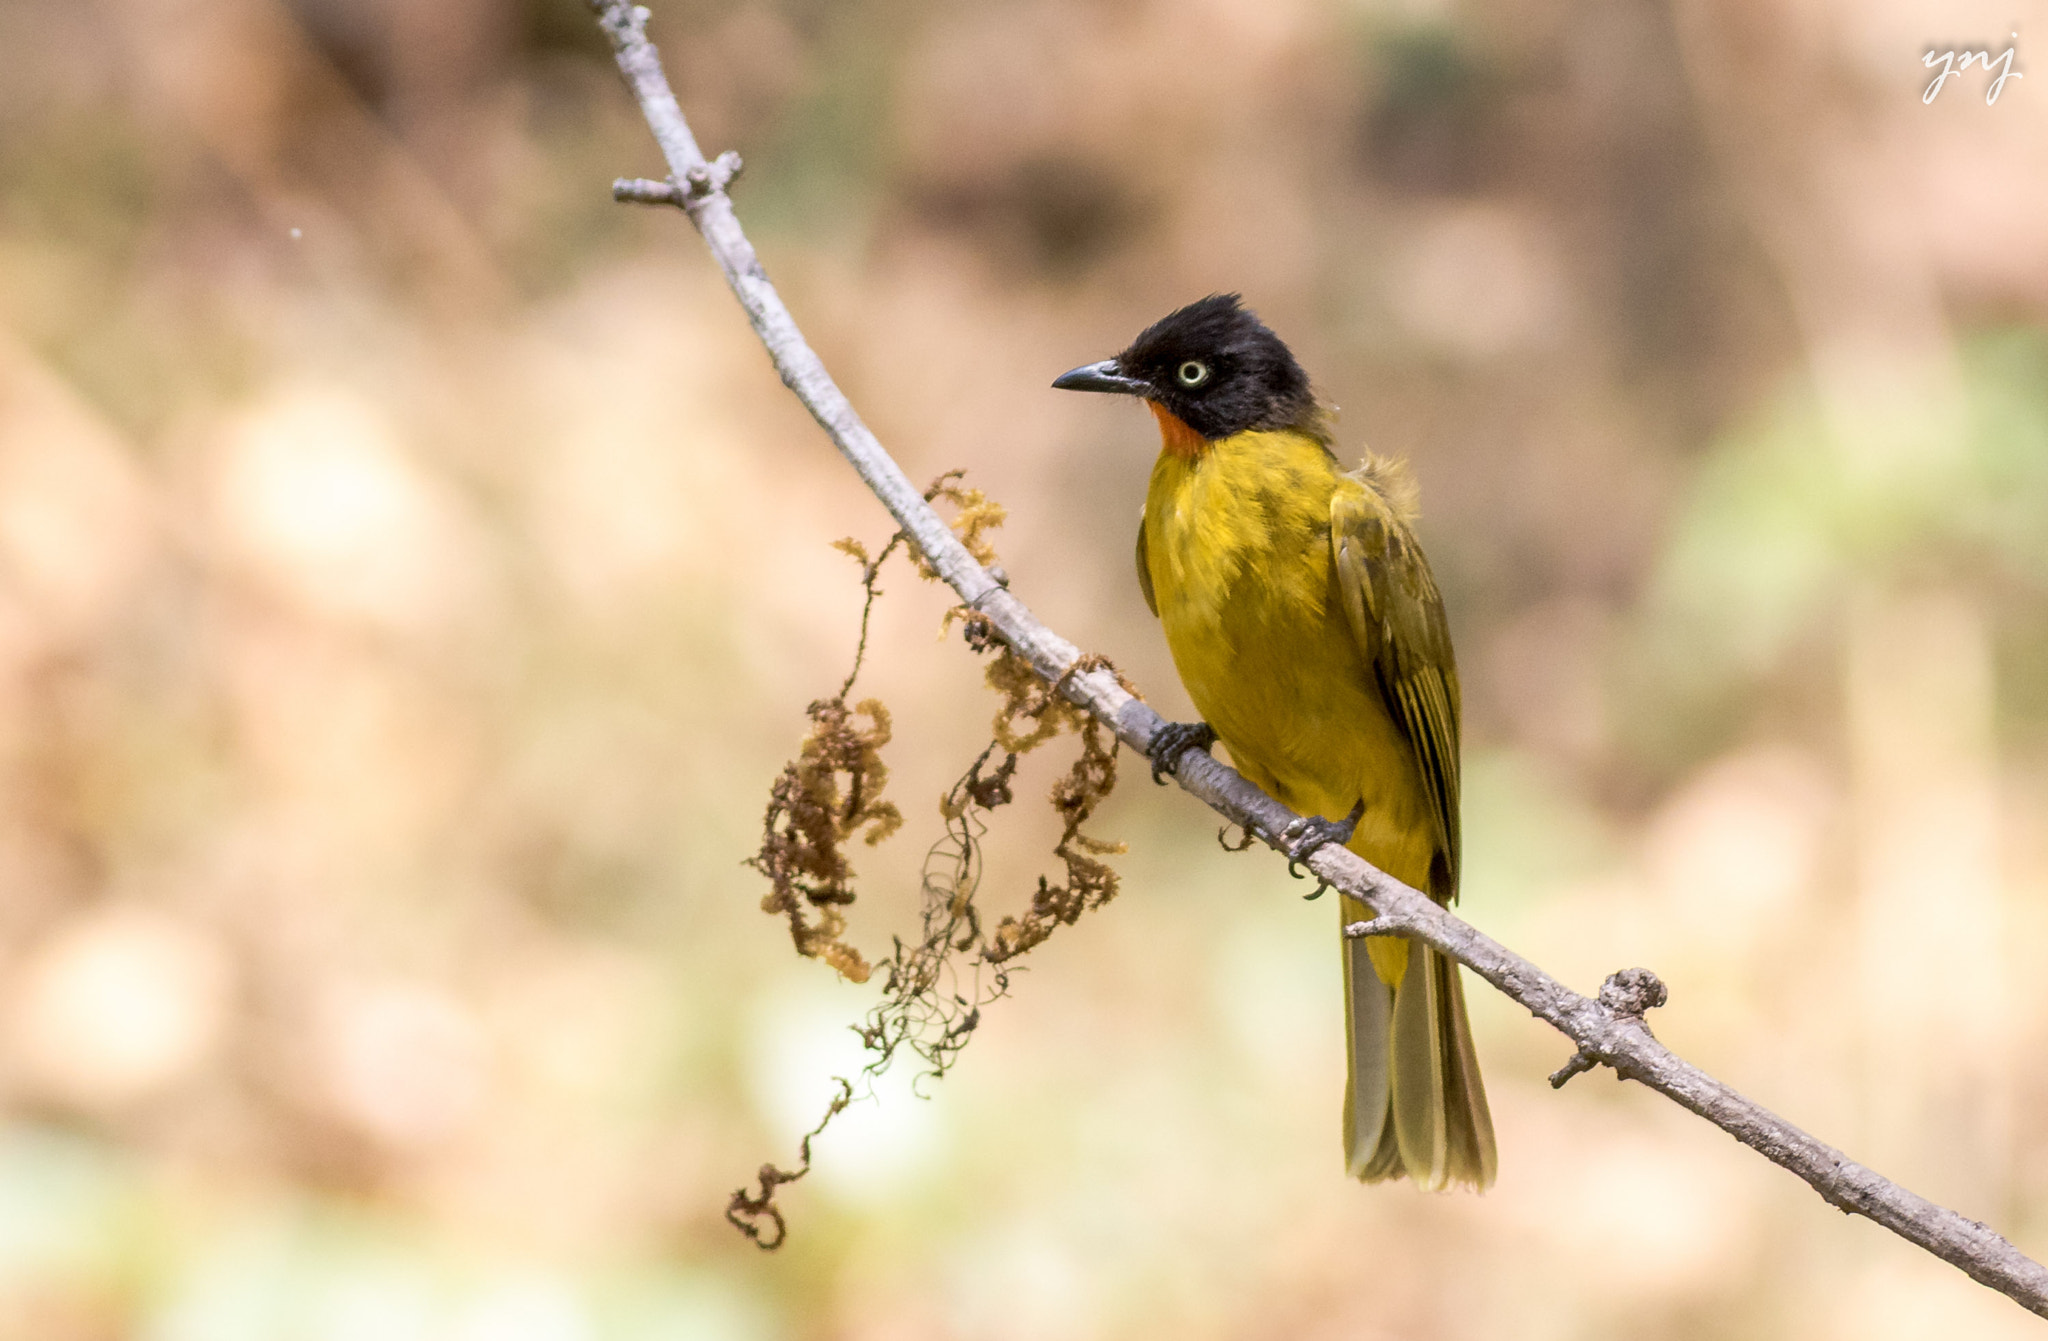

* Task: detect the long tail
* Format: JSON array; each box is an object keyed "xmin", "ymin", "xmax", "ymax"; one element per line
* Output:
[{"xmin": 1341, "ymin": 892, "xmax": 1496, "ymax": 1189}]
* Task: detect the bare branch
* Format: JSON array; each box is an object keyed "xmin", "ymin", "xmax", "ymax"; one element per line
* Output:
[{"xmin": 583, "ymin": 0, "xmax": 2048, "ymax": 1318}]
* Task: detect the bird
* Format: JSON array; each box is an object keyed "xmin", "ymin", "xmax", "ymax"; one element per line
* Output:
[{"xmin": 1052, "ymin": 293, "xmax": 1495, "ymax": 1189}]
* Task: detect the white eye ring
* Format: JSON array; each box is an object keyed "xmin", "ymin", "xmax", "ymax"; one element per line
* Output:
[{"xmin": 1176, "ymin": 360, "xmax": 1210, "ymax": 387}]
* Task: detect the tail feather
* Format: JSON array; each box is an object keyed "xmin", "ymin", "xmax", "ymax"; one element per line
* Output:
[
  {"xmin": 1342, "ymin": 898, "xmax": 1496, "ymax": 1189},
  {"xmin": 1390, "ymin": 936, "xmax": 1450, "ymax": 1186},
  {"xmin": 1436, "ymin": 949, "xmax": 1497, "ymax": 1187},
  {"xmin": 1340, "ymin": 894, "xmax": 1392, "ymax": 1177},
  {"xmin": 1357, "ymin": 1107, "xmax": 1405, "ymax": 1181}
]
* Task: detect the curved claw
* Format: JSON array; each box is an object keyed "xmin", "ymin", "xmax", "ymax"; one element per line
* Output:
[
  {"xmin": 1146, "ymin": 721, "xmax": 1218, "ymax": 785},
  {"xmin": 1280, "ymin": 799, "xmax": 1368, "ymax": 870}
]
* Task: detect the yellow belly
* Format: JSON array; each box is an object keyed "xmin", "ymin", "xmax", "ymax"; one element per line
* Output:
[{"xmin": 1142, "ymin": 431, "xmax": 1437, "ymax": 893}]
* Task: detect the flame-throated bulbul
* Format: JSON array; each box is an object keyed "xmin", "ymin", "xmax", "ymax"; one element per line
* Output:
[{"xmin": 1054, "ymin": 294, "xmax": 1495, "ymax": 1188}]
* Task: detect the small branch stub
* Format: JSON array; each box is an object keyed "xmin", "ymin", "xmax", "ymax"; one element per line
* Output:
[
  {"xmin": 613, "ymin": 176, "xmax": 681, "ymax": 205},
  {"xmin": 613, "ymin": 151, "xmax": 743, "ymax": 208},
  {"xmin": 1550, "ymin": 967, "xmax": 1670, "ymax": 1088}
]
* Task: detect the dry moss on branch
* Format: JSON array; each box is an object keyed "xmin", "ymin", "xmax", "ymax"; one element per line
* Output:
[
  {"xmin": 750, "ymin": 695, "xmax": 901, "ymax": 984},
  {"xmin": 980, "ymin": 641, "xmax": 1128, "ymax": 962},
  {"xmin": 727, "ymin": 475, "xmax": 1129, "ymax": 1249}
]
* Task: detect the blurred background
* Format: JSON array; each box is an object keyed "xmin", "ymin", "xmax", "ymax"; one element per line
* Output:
[{"xmin": 2, "ymin": 0, "xmax": 2047, "ymax": 1335}]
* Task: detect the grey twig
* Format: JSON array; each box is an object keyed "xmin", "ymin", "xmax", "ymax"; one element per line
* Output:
[
  {"xmin": 612, "ymin": 177, "xmax": 681, "ymax": 205},
  {"xmin": 583, "ymin": 0, "xmax": 2048, "ymax": 1318},
  {"xmin": 1546, "ymin": 1048, "xmax": 1599, "ymax": 1089}
]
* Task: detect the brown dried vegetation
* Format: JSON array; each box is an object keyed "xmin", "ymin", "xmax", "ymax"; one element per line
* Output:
[{"xmin": 729, "ymin": 475, "xmax": 1127, "ymax": 1248}]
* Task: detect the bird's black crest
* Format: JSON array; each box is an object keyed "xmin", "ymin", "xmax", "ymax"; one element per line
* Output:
[{"xmin": 1116, "ymin": 294, "xmax": 1321, "ymax": 441}]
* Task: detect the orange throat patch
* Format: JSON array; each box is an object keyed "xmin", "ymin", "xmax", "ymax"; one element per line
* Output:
[{"xmin": 1148, "ymin": 401, "xmax": 1209, "ymax": 460}]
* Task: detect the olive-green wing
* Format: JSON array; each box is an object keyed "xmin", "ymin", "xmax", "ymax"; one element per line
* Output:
[
  {"xmin": 1135, "ymin": 510, "xmax": 1158, "ymax": 617},
  {"xmin": 1329, "ymin": 474, "xmax": 1461, "ymax": 899}
]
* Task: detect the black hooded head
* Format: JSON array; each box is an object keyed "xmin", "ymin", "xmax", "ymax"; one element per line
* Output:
[{"xmin": 1052, "ymin": 294, "xmax": 1321, "ymax": 442}]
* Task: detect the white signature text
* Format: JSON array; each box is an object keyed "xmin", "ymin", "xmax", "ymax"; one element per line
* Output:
[{"xmin": 1925, "ymin": 37, "xmax": 2024, "ymax": 105}]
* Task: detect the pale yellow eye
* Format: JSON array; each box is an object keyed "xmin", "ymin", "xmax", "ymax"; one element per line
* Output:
[{"xmin": 1176, "ymin": 360, "xmax": 1209, "ymax": 387}]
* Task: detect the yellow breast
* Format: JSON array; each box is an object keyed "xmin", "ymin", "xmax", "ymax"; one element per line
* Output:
[{"xmin": 1141, "ymin": 429, "xmax": 1436, "ymax": 891}]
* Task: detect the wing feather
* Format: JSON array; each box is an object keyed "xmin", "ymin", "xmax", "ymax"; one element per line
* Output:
[
  {"xmin": 1135, "ymin": 511, "xmax": 1158, "ymax": 618},
  {"xmin": 1330, "ymin": 474, "xmax": 1462, "ymax": 900}
]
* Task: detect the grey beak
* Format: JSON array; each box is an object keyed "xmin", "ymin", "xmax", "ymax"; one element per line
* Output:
[{"xmin": 1052, "ymin": 358, "xmax": 1150, "ymax": 396}]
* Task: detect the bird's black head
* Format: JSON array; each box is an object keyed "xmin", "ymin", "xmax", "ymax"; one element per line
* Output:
[{"xmin": 1052, "ymin": 294, "xmax": 1319, "ymax": 442}]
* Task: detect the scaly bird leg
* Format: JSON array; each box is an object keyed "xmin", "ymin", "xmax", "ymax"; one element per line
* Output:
[
  {"xmin": 1146, "ymin": 720, "xmax": 1217, "ymax": 785},
  {"xmin": 1282, "ymin": 799, "xmax": 1366, "ymax": 896}
]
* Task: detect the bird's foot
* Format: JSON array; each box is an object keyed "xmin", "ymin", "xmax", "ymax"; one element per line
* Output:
[
  {"xmin": 1283, "ymin": 800, "xmax": 1366, "ymax": 897},
  {"xmin": 1146, "ymin": 720, "xmax": 1217, "ymax": 785}
]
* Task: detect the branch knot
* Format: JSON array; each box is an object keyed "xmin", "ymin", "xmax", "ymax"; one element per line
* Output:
[
  {"xmin": 687, "ymin": 150, "xmax": 744, "ymax": 197},
  {"xmin": 1597, "ymin": 966, "xmax": 1669, "ymax": 1018},
  {"xmin": 1550, "ymin": 966, "xmax": 1669, "ymax": 1089}
]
